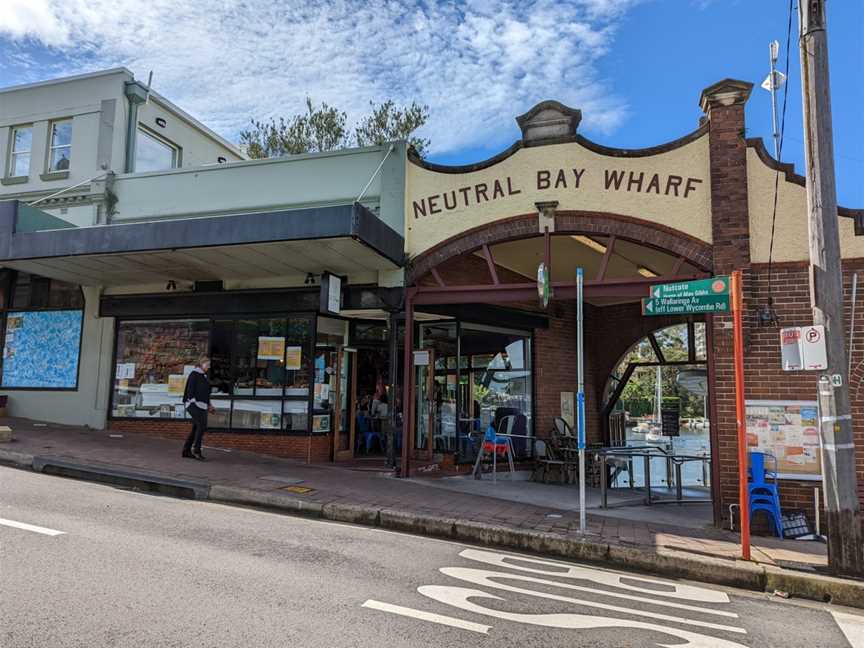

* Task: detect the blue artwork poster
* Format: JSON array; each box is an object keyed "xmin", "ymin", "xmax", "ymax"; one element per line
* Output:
[{"xmin": 2, "ymin": 310, "xmax": 83, "ymax": 388}]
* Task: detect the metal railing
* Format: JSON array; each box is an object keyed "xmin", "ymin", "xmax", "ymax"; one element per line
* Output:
[{"xmin": 596, "ymin": 446, "xmax": 711, "ymax": 508}]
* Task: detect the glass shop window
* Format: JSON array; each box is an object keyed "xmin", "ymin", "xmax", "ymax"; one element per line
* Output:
[{"xmin": 111, "ymin": 319, "xmax": 210, "ymax": 419}]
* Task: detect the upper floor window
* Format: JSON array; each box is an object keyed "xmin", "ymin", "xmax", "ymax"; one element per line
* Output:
[
  {"xmin": 8, "ymin": 126, "xmax": 32, "ymax": 177},
  {"xmin": 48, "ymin": 120, "xmax": 72, "ymax": 172},
  {"xmin": 135, "ymin": 127, "xmax": 180, "ymax": 172}
]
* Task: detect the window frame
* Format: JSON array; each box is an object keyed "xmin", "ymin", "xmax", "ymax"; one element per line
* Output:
[
  {"xmin": 7, "ymin": 124, "xmax": 33, "ymax": 178},
  {"xmin": 134, "ymin": 126, "xmax": 181, "ymax": 172},
  {"xmin": 108, "ymin": 313, "xmax": 316, "ymax": 435},
  {"xmin": 47, "ymin": 119, "xmax": 73, "ymax": 173}
]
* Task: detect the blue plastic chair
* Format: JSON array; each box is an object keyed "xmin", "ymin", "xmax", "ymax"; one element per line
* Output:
[{"xmin": 748, "ymin": 451, "xmax": 783, "ymax": 538}]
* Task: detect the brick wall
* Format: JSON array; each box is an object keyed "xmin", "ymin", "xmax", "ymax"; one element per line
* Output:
[{"xmin": 108, "ymin": 419, "xmax": 333, "ymax": 462}]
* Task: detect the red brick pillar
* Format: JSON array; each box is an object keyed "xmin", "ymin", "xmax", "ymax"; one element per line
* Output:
[{"xmin": 699, "ymin": 79, "xmax": 754, "ymax": 524}]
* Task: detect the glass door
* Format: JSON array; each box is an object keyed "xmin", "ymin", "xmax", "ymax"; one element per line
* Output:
[{"xmin": 415, "ymin": 349, "xmax": 435, "ymax": 459}]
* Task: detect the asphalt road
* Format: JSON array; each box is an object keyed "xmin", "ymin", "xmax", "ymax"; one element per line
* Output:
[{"xmin": 1, "ymin": 466, "xmax": 862, "ymax": 648}]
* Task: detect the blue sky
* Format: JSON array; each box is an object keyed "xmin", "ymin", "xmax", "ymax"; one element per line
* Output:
[{"xmin": 1, "ymin": 0, "xmax": 861, "ymax": 206}]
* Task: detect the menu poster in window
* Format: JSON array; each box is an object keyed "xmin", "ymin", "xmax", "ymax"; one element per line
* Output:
[
  {"xmin": 285, "ymin": 346, "xmax": 302, "ymax": 370},
  {"xmin": 560, "ymin": 392, "xmax": 574, "ymax": 429},
  {"xmin": 168, "ymin": 374, "xmax": 186, "ymax": 394},
  {"xmin": 313, "ymin": 414, "xmax": 331, "ymax": 433},
  {"xmin": 257, "ymin": 336, "xmax": 286, "ymax": 361},
  {"xmin": 745, "ymin": 400, "xmax": 821, "ymax": 479},
  {"xmin": 1, "ymin": 310, "xmax": 82, "ymax": 388}
]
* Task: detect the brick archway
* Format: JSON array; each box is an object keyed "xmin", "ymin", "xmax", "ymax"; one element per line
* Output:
[{"xmin": 407, "ymin": 210, "xmax": 714, "ymax": 285}]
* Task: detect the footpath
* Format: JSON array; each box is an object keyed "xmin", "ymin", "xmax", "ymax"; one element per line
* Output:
[{"xmin": 1, "ymin": 417, "xmax": 862, "ymax": 609}]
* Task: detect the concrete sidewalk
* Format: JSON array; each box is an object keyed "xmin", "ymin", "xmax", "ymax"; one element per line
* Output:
[{"xmin": 1, "ymin": 417, "xmax": 861, "ymax": 609}]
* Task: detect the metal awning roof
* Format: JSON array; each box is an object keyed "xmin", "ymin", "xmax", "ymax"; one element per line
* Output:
[{"xmin": 0, "ymin": 201, "xmax": 403, "ymax": 287}]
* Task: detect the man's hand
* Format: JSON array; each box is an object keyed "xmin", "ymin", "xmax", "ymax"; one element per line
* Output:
[{"xmin": 208, "ymin": 405, "xmax": 216, "ymax": 414}]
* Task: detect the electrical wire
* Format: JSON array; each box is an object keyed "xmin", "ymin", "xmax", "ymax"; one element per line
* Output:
[{"xmin": 765, "ymin": 0, "xmax": 795, "ymax": 323}]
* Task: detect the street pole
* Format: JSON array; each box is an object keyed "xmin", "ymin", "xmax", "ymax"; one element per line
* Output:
[
  {"xmin": 799, "ymin": 0, "xmax": 864, "ymax": 574},
  {"xmin": 576, "ymin": 267, "xmax": 586, "ymax": 534},
  {"xmin": 767, "ymin": 40, "xmax": 782, "ymax": 159},
  {"xmin": 731, "ymin": 270, "xmax": 750, "ymax": 561}
]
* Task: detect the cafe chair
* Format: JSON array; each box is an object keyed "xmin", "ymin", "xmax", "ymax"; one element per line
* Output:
[
  {"xmin": 748, "ymin": 451, "xmax": 784, "ymax": 538},
  {"xmin": 472, "ymin": 424, "xmax": 516, "ymax": 481}
]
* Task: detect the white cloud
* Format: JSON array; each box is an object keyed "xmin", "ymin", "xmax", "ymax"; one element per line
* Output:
[{"xmin": 0, "ymin": 0, "xmax": 643, "ymax": 155}]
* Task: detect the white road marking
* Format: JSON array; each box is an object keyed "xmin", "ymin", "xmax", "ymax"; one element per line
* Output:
[
  {"xmin": 0, "ymin": 517, "xmax": 65, "ymax": 536},
  {"xmin": 439, "ymin": 567, "xmax": 745, "ymax": 634},
  {"xmin": 362, "ymin": 600, "xmax": 490, "ymax": 634},
  {"xmin": 832, "ymin": 610, "xmax": 864, "ymax": 648}
]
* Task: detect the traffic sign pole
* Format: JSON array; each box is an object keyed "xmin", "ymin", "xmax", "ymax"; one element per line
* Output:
[
  {"xmin": 576, "ymin": 267, "xmax": 586, "ymax": 535},
  {"xmin": 732, "ymin": 270, "xmax": 750, "ymax": 560}
]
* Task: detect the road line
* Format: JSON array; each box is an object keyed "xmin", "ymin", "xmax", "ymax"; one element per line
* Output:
[
  {"xmin": 0, "ymin": 517, "xmax": 65, "ymax": 536},
  {"xmin": 832, "ymin": 610, "xmax": 864, "ymax": 648},
  {"xmin": 362, "ymin": 600, "xmax": 490, "ymax": 634}
]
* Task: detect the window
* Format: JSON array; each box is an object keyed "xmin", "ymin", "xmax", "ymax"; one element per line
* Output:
[
  {"xmin": 135, "ymin": 128, "xmax": 179, "ymax": 172},
  {"xmin": 111, "ymin": 316, "xmax": 313, "ymax": 431},
  {"xmin": 48, "ymin": 120, "xmax": 72, "ymax": 172},
  {"xmin": 8, "ymin": 126, "xmax": 32, "ymax": 177}
]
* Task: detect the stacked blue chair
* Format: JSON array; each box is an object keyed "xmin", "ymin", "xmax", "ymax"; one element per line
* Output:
[{"xmin": 748, "ymin": 451, "xmax": 784, "ymax": 538}]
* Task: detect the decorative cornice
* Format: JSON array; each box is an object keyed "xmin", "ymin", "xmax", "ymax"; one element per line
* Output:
[{"xmin": 699, "ymin": 78, "xmax": 753, "ymax": 113}]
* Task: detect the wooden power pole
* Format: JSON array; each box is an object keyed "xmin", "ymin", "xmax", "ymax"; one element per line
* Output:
[{"xmin": 799, "ymin": 0, "xmax": 864, "ymax": 574}]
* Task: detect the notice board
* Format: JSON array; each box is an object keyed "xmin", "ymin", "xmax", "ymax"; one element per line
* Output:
[{"xmin": 745, "ymin": 400, "xmax": 821, "ymax": 480}]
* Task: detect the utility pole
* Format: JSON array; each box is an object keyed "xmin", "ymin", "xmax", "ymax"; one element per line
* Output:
[{"xmin": 798, "ymin": 0, "xmax": 864, "ymax": 575}]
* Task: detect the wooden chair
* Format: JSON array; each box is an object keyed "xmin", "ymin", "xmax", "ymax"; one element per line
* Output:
[{"xmin": 532, "ymin": 439, "xmax": 567, "ymax": 484}]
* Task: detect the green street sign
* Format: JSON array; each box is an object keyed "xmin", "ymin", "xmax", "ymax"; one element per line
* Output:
[
  {"xmin": 642, "ymin": 276, "xmax": 731, "ymax": 316},
  {"xmin": 649, "ymin": 276, "xmax": 730, "ymax": 299}
]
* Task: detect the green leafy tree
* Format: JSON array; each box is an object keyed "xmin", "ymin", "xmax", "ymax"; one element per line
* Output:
[
  {"xmin": 354, "ymin": 100, "xmax": 430, "ymax": 156},
  {"xmin": 239, "ymin": 97, "xmax": 348, "ymax": 158},
  {"xmin": 240, "ymin": 98, "xmax": 430, "ymax": 159}
]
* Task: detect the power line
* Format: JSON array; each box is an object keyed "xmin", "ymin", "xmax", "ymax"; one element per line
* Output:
[{"xmin": 764, "ymin": 0, "xmax": 794, "ymax": 325}]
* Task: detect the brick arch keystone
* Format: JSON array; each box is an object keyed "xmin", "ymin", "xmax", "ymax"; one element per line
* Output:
[{"xmin": 407, "ymin": 211, "xmax": 714, "ymax": 285}]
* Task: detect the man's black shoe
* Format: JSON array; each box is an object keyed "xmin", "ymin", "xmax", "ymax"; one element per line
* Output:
[
  {"xmin": 193, "ymin": 452, "xmax": 206, "ymax": 461},
  {"xmin": 182, "ymin": 450, "xmax": 195, "ymax": 459}
]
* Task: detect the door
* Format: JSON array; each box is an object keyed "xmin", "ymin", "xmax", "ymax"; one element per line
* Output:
[
  {"xmin": 333, "ymin": 347, "xmax": 356, "ymax": 461},
  {"xmin": 415, "ymin": 349, "xmax": 435, "ymax": 459}
]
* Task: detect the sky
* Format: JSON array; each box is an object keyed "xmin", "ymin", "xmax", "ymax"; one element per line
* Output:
[{"xmin": 0, "ymin": 0, "xmax": 861, "ymax": 206}]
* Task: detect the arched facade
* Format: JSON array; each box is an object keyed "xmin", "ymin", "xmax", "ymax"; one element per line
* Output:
[{"xmin": 398, "ymin": 78, "xmax": 864, "ymax": 532}]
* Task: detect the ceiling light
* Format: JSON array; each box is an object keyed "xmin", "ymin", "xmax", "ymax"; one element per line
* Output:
[
  {"xmin": 571, "ymin": 235, "xmax": 607, "ymax": 255},
  {"xmin": 637, "ymin": 267, "xmax": 658, "ymax": 278}
]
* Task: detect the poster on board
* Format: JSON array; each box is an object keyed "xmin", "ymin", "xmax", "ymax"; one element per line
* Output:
[
  {"xmin": 1, "ymin": 310, "xmax": 83, "ymax": 388},
  {"xmin": 257, "ymin": 336, "xmax": 286, "ymax": 361},
  {"xmin": 745, "ymin": 400, "xmax": 821, "ymax": 480},
  {"xmin": 284, "ymin": 346, "xmax": 302, "ymax": 370}
]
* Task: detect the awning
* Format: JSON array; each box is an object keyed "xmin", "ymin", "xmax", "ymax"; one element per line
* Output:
[{"xmin": 0, "ymin": 201, "xmax": 404, "ymax": 287}]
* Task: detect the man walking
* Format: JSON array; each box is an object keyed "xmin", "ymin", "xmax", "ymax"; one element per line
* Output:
[{"xmin": 182, "ymin": 356, "xmax": 215, "ymax": 460}]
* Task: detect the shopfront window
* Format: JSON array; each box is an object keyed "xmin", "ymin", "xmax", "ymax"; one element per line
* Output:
[
  {"xmin": 417, "ymin": 321, "xmax": 533, "ymax": 462},
  {"xmin": 111, "ymin": 315, "xmax": 313, "ymax": 431},
  {"xmin": 112, "ymin": 319, "xmax": 210, "ymax": 418}
]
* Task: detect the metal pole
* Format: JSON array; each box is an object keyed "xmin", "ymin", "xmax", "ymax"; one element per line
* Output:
[
  {"xmin": 576, "ymin": 267, "xmax": 586, "ymax": 534},
  {"xmin": 799, "ymin": 0, "xmax": 864, "ymax": 574},
  {"xmin": 768, "ymin": 40, "xmax": 782, "ymax": 159},
  {"xmin": 732, "ymin": 270, "xmax": 751, "ymax": 560},
  {"xmin": 400, "ymin": 291, "xmax": 415, "ymax": 478}
]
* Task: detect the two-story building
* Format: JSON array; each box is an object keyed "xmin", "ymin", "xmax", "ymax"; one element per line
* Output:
[{"xmin": 0, "ymin": 68, "xmax": 245, "ymax": 226}]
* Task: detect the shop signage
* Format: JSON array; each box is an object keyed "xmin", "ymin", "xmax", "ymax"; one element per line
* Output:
[
  {"xmin": 257, "ymin": 336, "xmax": 286, "ymax": 361},
  {"xmin": 778, "ymin": 325, "xmax": 827, "ymax": 371},
  {"xmin": 413, "ymin": 350, "xmax": 430, "ymax": 366},
  {"xmin": 411, "ymin": 168, "xmax": 704, "ymax": 220},
  {"xmin": 661, "ymin": 402, "xmax": 681, "ymax": 437},
  {"xmin": 641, "ymin": 276, "xmax": 730, "ymax": 315},
  {"xmin": 320, "ymin": 272, "xmax": 342, "ymax": 315}
]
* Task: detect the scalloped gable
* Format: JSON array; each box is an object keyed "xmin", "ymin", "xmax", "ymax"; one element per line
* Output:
[{"xmin": 515, "ymin": 100, "xmax": 582, "ymax": 144}]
